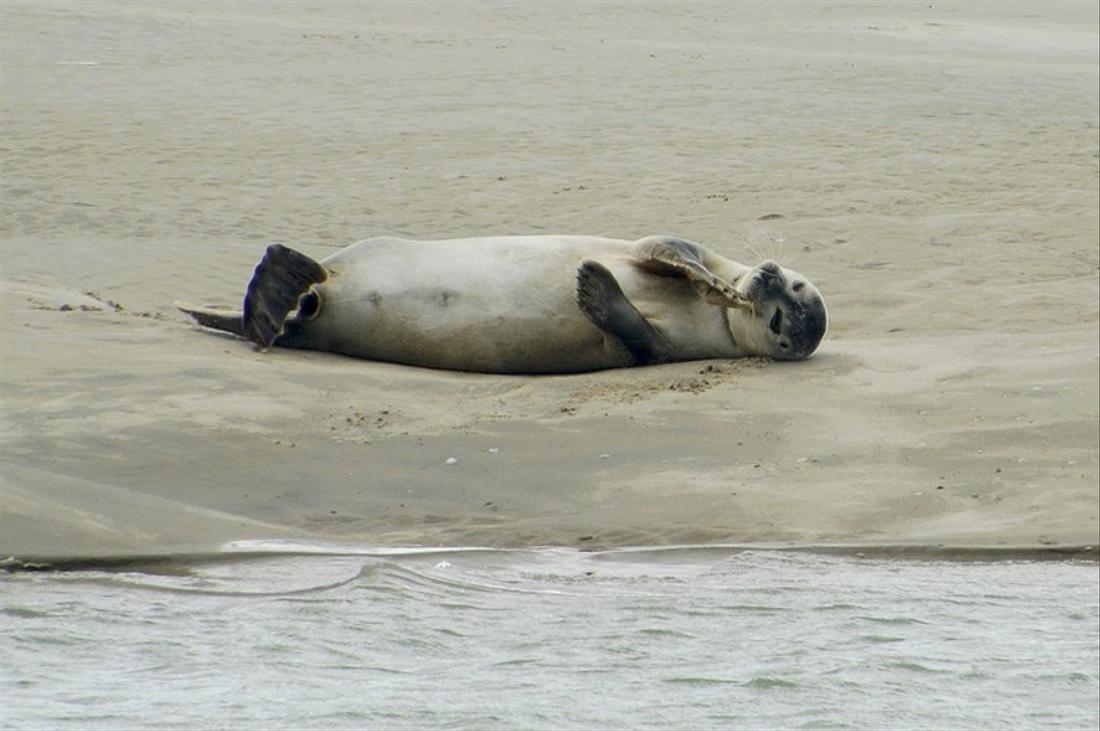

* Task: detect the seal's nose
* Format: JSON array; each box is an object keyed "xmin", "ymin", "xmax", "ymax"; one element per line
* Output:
[{"xmin": 756, "ymin": 261, "xmax": 781, "ymax": 287}]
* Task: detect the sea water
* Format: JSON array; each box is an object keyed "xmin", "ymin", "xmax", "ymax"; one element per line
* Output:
[{"xmin": 2, "ymin": 546, "xmax": 1097, "ymax": 730}]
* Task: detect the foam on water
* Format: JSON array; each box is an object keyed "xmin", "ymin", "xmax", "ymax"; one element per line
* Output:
[{"xmin": 2, "ymin": 547, "xmax": 1098, "ymax": 730}]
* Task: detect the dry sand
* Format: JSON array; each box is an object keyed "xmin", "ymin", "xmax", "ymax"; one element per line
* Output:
[{"xmin": 1, "ymin": 1, "xmax": 1097, "ymax": 562}]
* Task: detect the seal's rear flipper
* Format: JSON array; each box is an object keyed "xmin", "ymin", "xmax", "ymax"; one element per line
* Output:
[
  {"xmin": 175, "ymin": 301, "xmax": 244, "ymax": 337},
  {"xmin": 576, "ymin": 260, "xmax": 672, "ymax": 366},
  {"xmin": 243, "ymin": 244, "xmax": 328, "ymax": 350}
]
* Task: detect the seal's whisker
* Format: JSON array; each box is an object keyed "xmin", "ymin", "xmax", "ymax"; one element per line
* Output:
[
  {"xmin": 748, "ymin": 224, "xmax": 793, "ymax": 269},
  {"xmin": 742, "ymin": 226, "xmax": 759, "ymax": 262},
  {"xmin": 744, "ymin": 223, "xmax": 777, "ymax": 264}
]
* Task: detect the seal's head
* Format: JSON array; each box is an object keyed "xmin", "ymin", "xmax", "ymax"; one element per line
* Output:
[{"xmin": 737, "ymin": 261, "xmax": 827, "ymax": 360}]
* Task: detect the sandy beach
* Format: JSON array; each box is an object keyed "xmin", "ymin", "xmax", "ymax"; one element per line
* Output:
[{"xmin": 1, "ymin": 0, "xmax": 1097, "ymax": 562}]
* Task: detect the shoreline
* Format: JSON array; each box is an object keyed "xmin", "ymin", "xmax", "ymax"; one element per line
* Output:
[{"xmin": 4, "ymin": 541, "xmax": 1097, "ymax": 574}]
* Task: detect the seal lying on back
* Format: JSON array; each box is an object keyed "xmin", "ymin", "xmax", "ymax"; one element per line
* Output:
[{"xmin": 176, "ymin": 235, "xmax": 827, "ymax": 374}]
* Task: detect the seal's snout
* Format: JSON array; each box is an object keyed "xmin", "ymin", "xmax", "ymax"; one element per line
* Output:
[
  {"xmin": 750, "ymin": 261, "xmax": 782, "ymax": 295},
  {"xmin": 754, "ymin": 261, "xmax": 782, "ymax": 287}
]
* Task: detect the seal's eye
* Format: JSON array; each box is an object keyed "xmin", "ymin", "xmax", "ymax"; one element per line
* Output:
[
  {"xmin": 780, "ymin": 342, "xmax": 789, "ymax": 349},
  {"xmin": 792, "ymin": 281, "xmax": 804, "ymax": 292},
  {"xmin": 769, "ymin": 307, "xmax": 783, "ymax": 335}
]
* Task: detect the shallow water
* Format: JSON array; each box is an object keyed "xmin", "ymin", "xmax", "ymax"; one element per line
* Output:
[{"xmin": 2, "ymin": 546, "xmax": 1098, "ymax": 730}]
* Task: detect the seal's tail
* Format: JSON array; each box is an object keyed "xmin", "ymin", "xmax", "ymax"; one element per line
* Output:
[
  {"xmin": 242, "ymin": 244, "xmax": 328, "ymax": 350},
  {"xmin": 174, "ymin": 301, "xmax": 245, "ymax": 336}
]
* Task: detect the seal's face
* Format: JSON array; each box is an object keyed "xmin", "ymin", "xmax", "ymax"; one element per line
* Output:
[{"xmin": 738, "ymin": 261, "xmax": 827, "ymax": 360}]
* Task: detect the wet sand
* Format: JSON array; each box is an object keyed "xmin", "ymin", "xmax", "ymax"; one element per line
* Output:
[{"xmin": 1, "ymin": 1, "xmax": 1097, "ymax": 561}]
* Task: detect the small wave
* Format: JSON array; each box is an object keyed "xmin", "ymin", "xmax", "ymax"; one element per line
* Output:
[
  {"xmin": 9, "ymin": 633, "xmax": 77, "ymax": 647},
  {"xmin": 1032, "ymin": 671, "xmax": 1096, "ymax": 684},
  {"xmin": 490, "ymin": 657, "xmax": 540, "ymax": 668},
  {"xmin": 745, "ymin": 676, "xmax": 799, "ymax": 689},
  {"xmin": 815, "ymin": 603, "xmax": 861, "ymax": 611},
  {"xmin": 0, "ymin": 606, "xmax": 51, "ymax": 619},
  {"xmin": 886, "ymin": 661, "xmax": 948, "ymax": 674},
  {"xmin": 41, "ymin": 563, "xmax": 378, "ymax": 598},
  {"xmin": 437, "ymin": 602, "xmax": 482, "ymax": 610},
  {"xmin": 960, "ymin": 671, "xmax": 991, "ymax": 680},
  {"xmin": 663, "ymin": 676, "xmax": 739, "ymax": 686},
  {"xmin": 433, "ymin": 627, "xmax": 469, "ymax": 639},
  {"xmin": 636, "ymin": 627, "xmax": 696, "ymax": 639},
  {"xmin": 719, "ymin": 603, "xmax": 787, "ymax": 614},
  {"xmin": 364, "ymin": 561, "xmax": 575, "ymax": 597},
  {"xmin": 860, "ymin": 634, "xmax": 906, "ymax": 644},
  {"xmin": 859, "ymin": 615, "xmax": 929, "ymax": 625}
]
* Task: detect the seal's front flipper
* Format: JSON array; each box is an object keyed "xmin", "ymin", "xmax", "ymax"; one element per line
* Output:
[
  {"xmin": 243, "ymin": 244, "xmax": 328, "ymax": 350},
  {"xmin": 632, "ymin": 236, "xmax": 752, "ymax": 311},
  {"xmin": 576, "ymin": 260, "xmax": 672, "ymax": 366}
]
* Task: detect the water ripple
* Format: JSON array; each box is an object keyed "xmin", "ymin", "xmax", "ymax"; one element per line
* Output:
[{"xmin": 2, "ymin": 549, "xmax": 1097, "ymax": 730}]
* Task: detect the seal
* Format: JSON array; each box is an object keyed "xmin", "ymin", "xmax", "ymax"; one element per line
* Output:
[{"xmin": 175, "ymin": 235, "xmax": 827, "ymax": 374}]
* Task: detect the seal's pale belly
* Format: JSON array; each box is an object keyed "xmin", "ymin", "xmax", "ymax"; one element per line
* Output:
[{"xmin": 283, "ymin": 236, "xmax": 730, "ymax": 373}]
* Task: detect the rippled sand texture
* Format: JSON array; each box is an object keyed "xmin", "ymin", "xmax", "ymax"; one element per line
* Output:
[{"xmin": 1, "ymin": 1, "xmax": 1097, "ymax": 558}]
